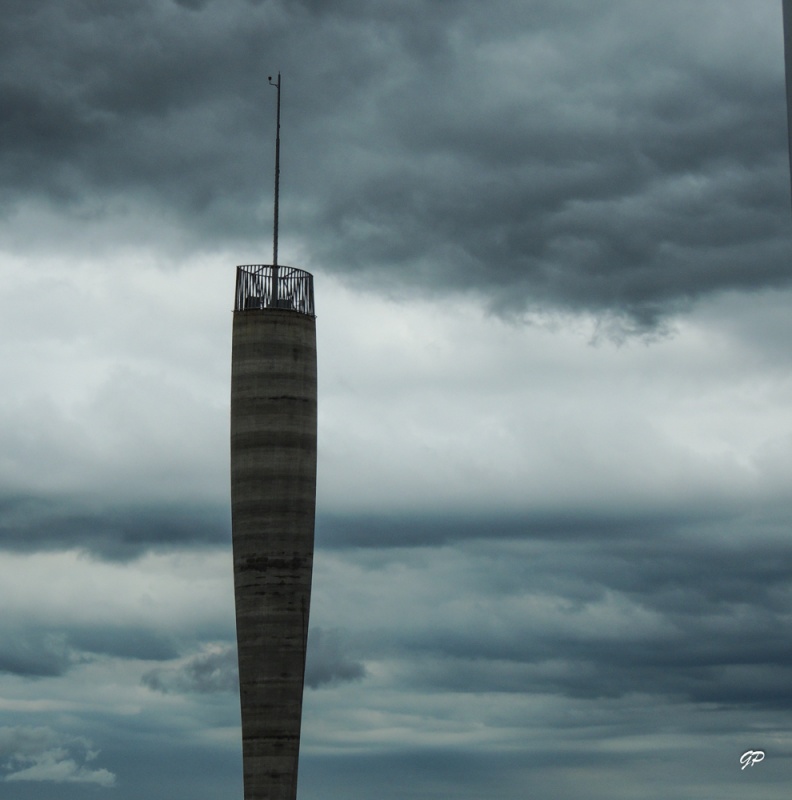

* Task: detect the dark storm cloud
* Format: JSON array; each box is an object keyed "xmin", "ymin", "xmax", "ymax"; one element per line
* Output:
[
  {"xmin": 0, "ymin": 630, "xmax": 74, "ymax": 678},
  {"xmin": 2, "ymin": 0, "xmax": 789, "ymax": 325},
  {"xmin": 0, "ymin": 493, "xmax": 229, "ymax": 560},
  {"xmin": 0, "ymin": 0, "xmax": 271, "ymax": 227}
]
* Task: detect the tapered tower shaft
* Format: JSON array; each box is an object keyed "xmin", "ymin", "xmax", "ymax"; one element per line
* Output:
[{"xmin": 231, "ymin": 265, "xmax": 317, "ymax": 800}]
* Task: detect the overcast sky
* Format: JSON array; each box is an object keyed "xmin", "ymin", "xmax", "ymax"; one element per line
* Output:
[{"xmin": 1, "ymin": 1, "xmax": 792, "ymax": 798}]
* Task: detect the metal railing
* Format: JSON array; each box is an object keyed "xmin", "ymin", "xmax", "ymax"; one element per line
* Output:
[{"xmin": 234, "ymin": 265, "xmax": 315, "ymax": 317}]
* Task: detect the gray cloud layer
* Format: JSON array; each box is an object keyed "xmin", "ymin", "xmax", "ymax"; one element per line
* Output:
[
  {"xmin": 0, "ymin": 494, "xmax": 229, "ymax": 560},
  {"xmin": 0, "ymin": 624, "xmax": 179, "ymax": 679},
  {"xmin": 1, "ymin": 2, "xmax": 791, "ymax": 798},
  {"xmin": 310, "ymin": 505, "xmax": 792, "ymax": 712}
]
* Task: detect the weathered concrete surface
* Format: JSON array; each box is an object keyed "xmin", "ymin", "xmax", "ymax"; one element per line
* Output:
[{"xmin": 230, "ymin": 309, "xmax": 317, "ymax": 800}]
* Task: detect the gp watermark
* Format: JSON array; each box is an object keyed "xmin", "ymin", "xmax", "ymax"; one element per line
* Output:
[{"xmin": 740, "ymin": 750, "xmax": 765, "ymax": 770}]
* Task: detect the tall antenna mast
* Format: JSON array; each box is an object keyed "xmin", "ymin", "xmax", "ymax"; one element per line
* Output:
[
  {"xmin": 268, "ymin": 73, "xmax": 281, "ymax": 299},
  {"xmin": 784, "ymin": 0, "xmax": 792, "ymax": 212}
]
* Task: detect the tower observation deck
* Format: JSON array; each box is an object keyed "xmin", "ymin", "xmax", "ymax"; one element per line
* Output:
[{"xmin": 234, "ymin": 264, "xmax": 315, "ymax": 316}]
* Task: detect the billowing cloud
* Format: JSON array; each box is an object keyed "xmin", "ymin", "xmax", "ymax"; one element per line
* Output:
[
  {"xmin": 305, "ymin": 627, "xmax": 366, "ymax": 689},
  {"xmin": 0, "ymin": 727, "xmax": 115, "ymax": 787},
  {"xmin": 140, "ymin": 629, "xmax": 366, "ymax": 695},
  {"xmin": 142, "ymin": 644, "xmax": 238, "ymax": 694}
]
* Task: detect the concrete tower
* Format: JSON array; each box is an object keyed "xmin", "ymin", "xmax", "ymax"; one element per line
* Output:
[{"xmin": 230, "ymin": 74, "xmax": 317, "ymax": 800}]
